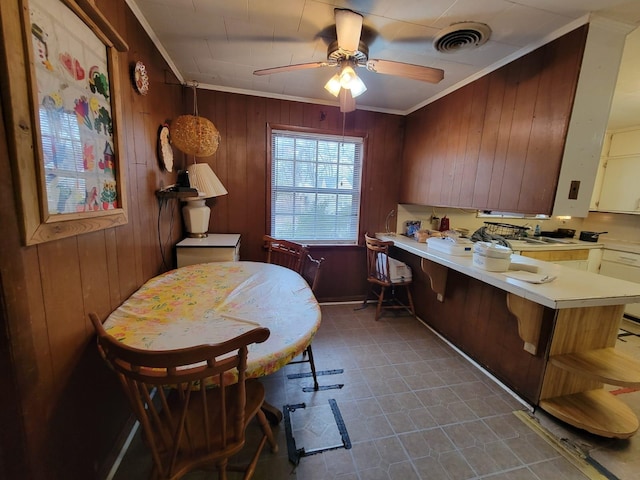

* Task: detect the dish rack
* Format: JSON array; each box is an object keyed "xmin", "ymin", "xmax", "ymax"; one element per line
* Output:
[{"xmin": 482, "ymin": 222, "xmax": 529, "ymax": 239}]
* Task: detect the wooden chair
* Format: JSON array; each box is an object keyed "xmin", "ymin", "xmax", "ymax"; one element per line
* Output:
[
  {"xmin": 263, "ymin": 235, "xmax": 308, "ymax": 274},
  {"xmin": 364, "ymin": 233, "xmax": 416, "ymax": 321},
  {"xmin": 89, "ymin": 313, "xmax": 277, "ymax": 480},
  {"xmin": 263, "ymin": 235, "xmax": 324, "ymax": 391}
]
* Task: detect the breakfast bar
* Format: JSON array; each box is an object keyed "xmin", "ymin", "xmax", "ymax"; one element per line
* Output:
[{"xmin": 378, "ymin": 234, "xmax": 640, "ymax": 439}]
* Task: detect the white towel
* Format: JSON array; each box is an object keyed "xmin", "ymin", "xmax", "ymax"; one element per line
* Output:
[{"xmin": 503, "ymin": 271, "xmax": 556, "ymax": 284}]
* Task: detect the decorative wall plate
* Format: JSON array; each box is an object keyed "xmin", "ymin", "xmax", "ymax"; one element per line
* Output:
[
  {"xmin": 158, "ymin": 124, "xmax": 174, "ymax": 172},
  {"xmin": 133, "ymin": 61, "xmax": 149, "ymax": 95}
]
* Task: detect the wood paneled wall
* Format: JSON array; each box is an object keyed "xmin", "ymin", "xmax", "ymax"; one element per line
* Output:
[
  {"xmin": 0, "ymin": 1, "xmax": 405, "ymax": 478},
  {"xmin": 193, "ymin": 90, "xmax": 405, "ymax": 300},
  {"xmin": 392, "ymin": 247, "xmax": 553, "ymax": 404},
  {"xmin": 400, "ymin": 25, "xmax": 587, "ymax": 215},
  {"xmin": 0, "ymin": 0, "xmax": 186, "ymax": 477}
]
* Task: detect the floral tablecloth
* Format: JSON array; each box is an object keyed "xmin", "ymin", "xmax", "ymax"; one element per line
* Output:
[{"xmin": 104, "ymin": 261, "xmax": 321, "ymax": 379}]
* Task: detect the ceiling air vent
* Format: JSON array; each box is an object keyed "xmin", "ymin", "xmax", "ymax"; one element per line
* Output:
[{"xmin": 433, "ymin": 22, "xmax": 491, "ymax": 53}]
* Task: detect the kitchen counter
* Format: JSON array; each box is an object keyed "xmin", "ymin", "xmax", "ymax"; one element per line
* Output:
[
  {"xmin": 507, "ymin": 238, "xmax": 603, "ymax": 251},
  {"xmin": 602, "ymin": 239, "xmax": 640, "ymax": 254},
  {"xmin": 378, "ymin": 232, "xmax": 640, "ymax": 439},
  {"xmin": 378, "ymin": 233, "xmax": 640, "ymax": 310}
]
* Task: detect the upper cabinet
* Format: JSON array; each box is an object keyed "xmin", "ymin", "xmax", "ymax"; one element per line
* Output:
[
  {"xmin": 401, "ymin": 19, "xmax": 632, "ymax": 217},
  {"xmin": 592, "ymin": 128, "xmax": 640, "ymax": 213}
]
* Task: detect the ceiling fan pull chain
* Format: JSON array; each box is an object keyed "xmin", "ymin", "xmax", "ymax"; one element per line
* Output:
[{"xmin": 342, "ymin": 111, "xmax": 346, "ymax": 142}]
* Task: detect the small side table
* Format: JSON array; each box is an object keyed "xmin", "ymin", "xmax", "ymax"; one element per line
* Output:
[{"xmin": 176, "ymin": 234, "xmax": 241, "ymax": 267}]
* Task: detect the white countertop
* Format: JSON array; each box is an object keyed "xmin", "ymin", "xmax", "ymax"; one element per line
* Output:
[
  {"xmin": 507, "ymin": 238, "xmax": 602, "ymax": 251},
  {"xmin": 602, "ymin": 239, "xmax": 640, "ymax": 255},
  {"xmin": 378, "ymin": 234, "xmax": 640, "ymax": 310},
  {"xmin": 176, "ymin": 234, "xmax": 240, "ymax": 248}
]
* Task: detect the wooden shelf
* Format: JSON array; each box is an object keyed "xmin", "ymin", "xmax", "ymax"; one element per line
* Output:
[
  {"xmin": 155, "ymin": 189, "xmax": 198, "ymax": 199},
  {"xmin": 540, "ymin": 389, "xmax": 639, "ymax": 439},
  {"xmin": 550, "ymin": 348, "xmax": 640, "ymax": 388}
]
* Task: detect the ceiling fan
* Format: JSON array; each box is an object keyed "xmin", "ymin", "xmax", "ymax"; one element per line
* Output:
[{"xmin": 253, "ymin": 8, "xmax": 445, "ymax": 113}]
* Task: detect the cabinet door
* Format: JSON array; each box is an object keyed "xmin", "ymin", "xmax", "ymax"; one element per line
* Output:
[
  {"xmin": 554, "ymin": 260, "xmax": 588, "ymax": 271},
  {"xmin": 597, "ymin": 156, "xmax": 640, "ymax": 213},
  {"xmin": 608, "ymin": 129, "xmax": 640, "ymax": 157},
  {"xmin": 520, "ymin": 249, "xmax": 590, "ymax": 271}
]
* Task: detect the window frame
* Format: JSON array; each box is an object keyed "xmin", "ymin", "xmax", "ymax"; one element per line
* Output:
[{"xmin": 266, "ymin": 124, "xmax": 367, "ymax": 245}]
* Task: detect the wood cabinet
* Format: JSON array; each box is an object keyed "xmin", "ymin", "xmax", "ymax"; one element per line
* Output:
[
  {"xmin": 401, "ymin": 20, "xmax": 630, "ymax": 217},
  {"xmin": 519, "ymin": 249, "xmax": 590, "ymax": 271},
  {"xmin": 400, "ymin": 27, "xmax": 586, "ymax": 215},
  {"xmin": 593, "ymin": 128, "xmax": 640, "ymax": 213},
  {"xmin": 539, "ymin": 305, "xmax": 640, "ymax": 438}
]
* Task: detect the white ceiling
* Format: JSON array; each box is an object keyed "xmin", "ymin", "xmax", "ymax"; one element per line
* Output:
[{"xmin": 127, "ymin": 0, "xmax": 640, "ymax": 129}]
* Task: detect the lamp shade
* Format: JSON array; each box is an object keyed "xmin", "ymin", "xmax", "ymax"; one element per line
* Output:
[
  {"xmin": 182, "ymin": 163, "xmax": 227, "ymax": 238},
  {"xmin": 186, "ymin": 163, "xmax": 228, "ymax": 199},
  {"xmin": 324, "ymin": 73, "xmax": 342, "ymax": 97},
  {"xmin": 171, "ymin": 115, "xmax": 220, "ymax": 157}
]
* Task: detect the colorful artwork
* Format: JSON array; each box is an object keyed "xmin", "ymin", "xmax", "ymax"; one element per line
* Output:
[{"xmin": 30, "ymin": 0, "xmax": 118, "ymax": 215}]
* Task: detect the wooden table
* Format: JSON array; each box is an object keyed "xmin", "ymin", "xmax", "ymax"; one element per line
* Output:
[{"xmin": 104, "ymin": 261, "xmax": 321, "ymax": 421}]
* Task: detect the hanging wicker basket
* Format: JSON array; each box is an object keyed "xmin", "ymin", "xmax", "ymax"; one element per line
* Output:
[{"xmin": 171, "ymin": 114, "xmax": 220, "ymax": 157}]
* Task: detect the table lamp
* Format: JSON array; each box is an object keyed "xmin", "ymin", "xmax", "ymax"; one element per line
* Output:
[{"xmin": 182, "ymin": 163, "xmax": 228, "ymax": 238}]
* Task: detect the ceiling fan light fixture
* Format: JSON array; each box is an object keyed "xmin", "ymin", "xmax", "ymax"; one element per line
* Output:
[
  {"xmin": 349, "ymin": 74, "xmax": 367, "ymax": 97},
  {"xmin": 338, "ymin": 65, "xmax": 367, "ymax": 97},
  {"xmin": 324, "ymin": 74, "xmax": 342, "ymax": 97},
  {"xmin": 339, "ymin": 65, "xmax": 357, "ymax": 87}
]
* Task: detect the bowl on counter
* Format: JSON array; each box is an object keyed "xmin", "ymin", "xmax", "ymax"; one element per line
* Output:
[{"xmin": 472, "ymin": 242, "xmax": 512, "ymax": 271}]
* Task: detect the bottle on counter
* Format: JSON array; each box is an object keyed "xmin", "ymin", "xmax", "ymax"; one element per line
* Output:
[
  {"xmin": 439, "ymin": 215, "xmax": 450, "ymax": 232},
  {"xmin": 534, "ymin": 224, "xmax": 541, "ymax": 236}
]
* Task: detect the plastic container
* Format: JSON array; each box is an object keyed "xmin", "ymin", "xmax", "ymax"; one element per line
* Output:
[
  {"xmin": 472, "ymin": 242, "xmax": 512, "ymax": 271},
  {"xmin": 472, "ymin": 252, "xmax": 511, "ymax": 271},
  {"xmin": 473, "ymin": 242, "xmax": 512, "ymax": 259},
  {"xmin": 427, "ymin": 237, "xmax": 473, "ymax": 256}
]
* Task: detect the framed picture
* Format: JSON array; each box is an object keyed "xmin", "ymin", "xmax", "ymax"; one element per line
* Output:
[{"xmin": 0, "ymin": 0, "xmax": 129, "ymax": 245}]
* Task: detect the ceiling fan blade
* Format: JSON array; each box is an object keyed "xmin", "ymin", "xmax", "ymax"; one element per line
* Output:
[
  {"xmin": 335, "ymin": 8, "xmax": 362, "ymax": 53},
  {"xmin": 339, "ymin": 88, "xmax": 356, "ymax": 113},
  {"xmin": 253, "ymin": 62, "xmax": 329, "ymax": 76},
  {"xmin": 365, "ymin": 59, "xmax": 444, "ymax": 84}
]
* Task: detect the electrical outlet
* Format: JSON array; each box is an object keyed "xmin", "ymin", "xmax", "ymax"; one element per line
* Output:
[{"xmin": 568, "ymin": 180, "xmax": 580, "ymax": 200}]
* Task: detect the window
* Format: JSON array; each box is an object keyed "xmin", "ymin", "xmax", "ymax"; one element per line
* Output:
[{"xmin": 269, "ymin": 128, "xmax": 364, "ymax": 244}]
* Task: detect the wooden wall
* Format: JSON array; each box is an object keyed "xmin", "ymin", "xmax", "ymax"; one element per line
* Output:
[
  {"xmin": 0, "ymin": 0, "xmax": 185, "ymax": 477},
  {"xmin": 0, "ymin": 1, "xmax": 405, "ymax": 478},
  {"xmin": 400, "ymin": 25, "xmax": 587, "ymax": 215},
  {"xmin": 392, "ymin": 247, "xmax": 553, "ymax": 404},
  {"xmin": 192, "ymin": 90, "xmax": 406, "ymax": 300}
]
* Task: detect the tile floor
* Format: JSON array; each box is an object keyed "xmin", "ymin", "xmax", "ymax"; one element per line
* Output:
[{"xmin": 112, "ymin": 305, "xmax": 640, "ymax": 480}]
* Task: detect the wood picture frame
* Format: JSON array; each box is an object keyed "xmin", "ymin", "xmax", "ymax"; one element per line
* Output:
[{"xmin": 0, "ymin": 0, "xmax": 129, "ymax": 245}]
